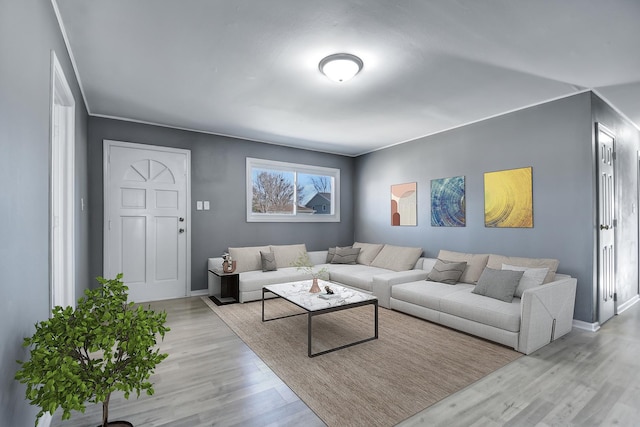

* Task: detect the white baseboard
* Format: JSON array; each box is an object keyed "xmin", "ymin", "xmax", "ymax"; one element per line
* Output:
[
  {"xmin": 37, "ymin": 412, "xmax": 52, "ymax": 427},
  {"xmin": 190, "ymin": 289, "xmax": 209, "ymax": 297},
  {"xmin": 572, "ymin": 319, "xmax": 600, "ymax": 332},
  {"xmin": 617, "ymin": 294, "xmax": 640, "ymax": 314}
]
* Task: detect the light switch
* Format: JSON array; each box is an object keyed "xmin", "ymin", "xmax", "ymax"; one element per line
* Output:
[
  {"xmin": 203, "ymin": 201, "xmax": 210, "ymax": 210},
  {"xmin": 196, "ymin": 201, "xmax": 203, "ymax": 211}
]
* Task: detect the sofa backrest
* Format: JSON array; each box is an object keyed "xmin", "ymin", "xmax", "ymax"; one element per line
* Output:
[{"xmin": 308, "ymin": 250, "xmax": 329, "ymax": 265}]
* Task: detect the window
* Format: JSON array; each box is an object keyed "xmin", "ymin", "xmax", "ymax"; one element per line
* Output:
[{"xmin": 246, "ymin": 158, "xmax": 340, "ymax": 222}]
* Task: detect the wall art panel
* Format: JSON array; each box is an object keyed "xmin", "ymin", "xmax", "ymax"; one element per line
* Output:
[
  {"xmin": 431, "ymin": 176, "xmax": 465, "ymax": 227},
  {"xmin": 484, "ymin": 167, "xmax": 533, "ymax": 228},
  {"xmin": 391, "ymin": 182, "xmax": 417, "ymax": 226}
]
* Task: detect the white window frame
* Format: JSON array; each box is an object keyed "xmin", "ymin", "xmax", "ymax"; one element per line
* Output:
[{"xmin": 246, "ymin": 157, "xmax": 340, "ymax": 222}]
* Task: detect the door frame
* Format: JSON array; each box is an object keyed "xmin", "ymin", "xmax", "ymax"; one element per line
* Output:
[
  {"xmin": 50, "ymin": 51, "xmax": 75, "ymax": 310},
  {"xmin": 637, "ymin": 150, "xmax": 640, "ymax": 298},
  {"xmin": 103, "ymin": 140, "xmax": 192, "ymax": 298}
]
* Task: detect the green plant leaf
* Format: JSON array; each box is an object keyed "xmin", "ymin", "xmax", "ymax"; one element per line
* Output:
[{"xmin": 15, "ymin": 273, "xmax": 169, "ymax": 426}]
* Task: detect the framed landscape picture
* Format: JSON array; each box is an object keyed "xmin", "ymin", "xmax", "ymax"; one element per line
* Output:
[
  {"xmin": 391, "ymin": 182, "xmax": 417, "ymax": 226},
  {"xmin": 484, "ymin": 167, "xmax": 533, "ymax": 228},
  {"xmin": 431, "ymin": 176, "xmax": 465, "ymax": 227}
]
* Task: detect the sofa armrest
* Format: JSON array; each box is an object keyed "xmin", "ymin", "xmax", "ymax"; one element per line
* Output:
[
  {"xmin": 372, "ymin": 270, "xmax": 429, "ymax": 308},
  {"xmin": 207, "ymin": 257, "xmax": 224, "ymax": 296},
  {"xmin": 518, "ymin": 276, "xmax": 577, "ymax": 354}
]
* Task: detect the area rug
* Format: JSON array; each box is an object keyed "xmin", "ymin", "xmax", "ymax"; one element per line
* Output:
[{"xmin": 202, "ymin": 297, "xmax": 521, "ymax": 427}]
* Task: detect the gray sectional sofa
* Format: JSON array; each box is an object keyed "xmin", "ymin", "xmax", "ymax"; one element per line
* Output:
[{"xmin": 207, "ymin": 244, "xmax": 577, "ymax": 354}]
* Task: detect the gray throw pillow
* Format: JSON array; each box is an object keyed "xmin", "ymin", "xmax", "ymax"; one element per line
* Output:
[
  {"xmin": 427, "ymin": 259, "xmax": 467, "ymax": 285},
  {"xmin": 326, "ymin": 246, "xmax": 352, "ymax": 263},
  {"xmin": 472, "ymin": 267, "xmax": 524, "ymax": 302},
  {"xmin": 326, "ymin": 247, "xmax": 337, "ymax": 263},
  {"xmin": 331, "ymin": 247, "xmax": 361, "ymax": 264},
  {"xmin": 260, "ymin": 251, "xmax": 277, "ymax": 272}
]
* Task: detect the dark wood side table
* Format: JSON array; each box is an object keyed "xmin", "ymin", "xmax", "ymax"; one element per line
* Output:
[{"xmin": 208, "ymin": 269, "xmax": 239, "ymax": 305}]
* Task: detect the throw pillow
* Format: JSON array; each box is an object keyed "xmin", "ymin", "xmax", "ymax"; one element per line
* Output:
[
  {"xmin": 502, "ymin": 263, "xmax": 549, "ymax": 297},
  {"xmin": 352, "ymin": 242, "xmax": 384, "ymax": 265},
  {"xmin": 437, "ymin": 249, "xmax": 489, "ymax": 284},
  {"xmin": 331, "ymin": 247, "xmax": 361, "ymax": 264},
  {"xmin": 426, "ymin": 259, "xmax": 467, "ymax": 285},
  {"xmin": 487, "ymin": 254, "xmax": 559, "ymax": 284},
  {"xmin": 370, "ymin": 244, "xmax": 423, "ymax": 272},
  {"xmin": 472, "ymin": 267, "xmax": 524, "ymax": 303},
  {"xmin": 228, "ymin": 246, "xmax": 271, "ymax": 273},
  {"xmin": 326, "ymin": 246, "xmax": 352, "ymax": 263},
  {"xmin": 326, "ymin": 247, "xmax": 337, "ymax": 263},
  {"xmin": 270, "ymin": 244, "xmax": 308, "ymax": 268},
  {"xmin": 260, "ymin": 251, "xmax": 277, "ymax": 272}
]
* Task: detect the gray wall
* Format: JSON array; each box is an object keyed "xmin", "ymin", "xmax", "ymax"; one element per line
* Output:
[
  {"xmin": 355, "ymin": 93, "xmax": 598, "ymax": 322},
  {"xmin": 0, "ymin": 1, "xmax": 89, "ymax": 425},
  {"xmin": 88, "ymin": 117, "xmax": 356, "ymax": 291},
  {"xmin": 591, "ymin": 93, "xmax": 640, "ymax": 312}
]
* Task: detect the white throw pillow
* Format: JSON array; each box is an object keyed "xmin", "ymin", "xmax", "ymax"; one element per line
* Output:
[
  {"xmin": 270, "ymin": 244, "xmax": 308, "ymax": 269},
  {"xmin": 501, "ymin": 263, "xmax": 549, "ymax": 298},
  {"xmin": 228, "ymin": 246, "xmax": 271, "ymax": 273},
  {"xmin": 488, "ymin": 254, "xmax": 558, "ymax": 283},
  {"xmin": 352, "ymin": 242, "xmax": 384, "ymax": 265},
  {"xmin": 370, "ymin": 244, "xmax": 422, "ymax": 271}
]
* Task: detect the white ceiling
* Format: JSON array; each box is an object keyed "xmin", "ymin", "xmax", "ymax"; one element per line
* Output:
[{"xmin": 54, "ymin": 0, "xmax": 640, "ymax": 156}]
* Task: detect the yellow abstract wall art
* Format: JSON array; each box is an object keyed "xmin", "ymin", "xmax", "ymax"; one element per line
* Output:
[{"xmin": 484, "ymin": 167, "xmax": 533, "ymax": 228}]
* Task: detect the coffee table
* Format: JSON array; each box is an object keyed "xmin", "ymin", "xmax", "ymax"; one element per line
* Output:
[{"xmin": 262, "ymin": 280, "xmax": 378, "ymax": 357}]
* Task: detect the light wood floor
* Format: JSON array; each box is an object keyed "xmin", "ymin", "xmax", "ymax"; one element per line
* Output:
[
  {"xmin": 51, "ymin": 297, "xmax": 324, "ymax": 427},
  {"xmin": 401, "ymin": 300, "xmax": 640, "ymax": 427},
  {"xmin": 51, "ymin": 296, "xmax": 640, "ymax": 427}
]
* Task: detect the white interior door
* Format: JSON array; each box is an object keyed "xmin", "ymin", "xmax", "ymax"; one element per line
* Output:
[
  {"xmin": 50, "ymin": 52, "xmax": 75, "ymax": 310},
  {"xmin": 597, "ymin": 124, "xmax": 616, "ymax": 325},
  {"xmin": 104, "ymin": 140, "xmax": 190, "ymax": 302}
]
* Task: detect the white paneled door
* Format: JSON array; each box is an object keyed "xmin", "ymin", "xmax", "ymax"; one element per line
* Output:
[
  {"xmin": 104, "ymin": 141, "xmax": 190, "ymax": 302},
  {"xmin": 596, "ymin": 124, "xmax": 616, "ymax": 325}
]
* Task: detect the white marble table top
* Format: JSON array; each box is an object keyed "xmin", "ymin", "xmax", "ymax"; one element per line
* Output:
[{"xmin": 264, "ymin": 279, "xmax": 376, "ymax": 312}]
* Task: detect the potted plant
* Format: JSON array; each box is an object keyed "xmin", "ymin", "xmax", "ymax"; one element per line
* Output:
[
  {"xmin": 15, "ymin": 274, "xmax": 170, "ymax": 427},
  {"xmin": 293, "ymin": 253, "xmax": 329, "ymax": 293}
]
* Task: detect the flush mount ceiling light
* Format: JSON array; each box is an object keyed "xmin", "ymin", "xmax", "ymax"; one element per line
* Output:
[{"xmin": 319, "ymin": 53, "xmax": 363, "ymax": 83}]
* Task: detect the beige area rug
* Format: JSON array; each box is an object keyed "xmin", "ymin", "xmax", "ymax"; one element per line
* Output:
[{"xmin": 202, "ymin": 296, "xmax": 521, "ymax": 427}]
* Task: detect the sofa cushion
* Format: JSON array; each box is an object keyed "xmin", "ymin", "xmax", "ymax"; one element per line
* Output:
[
  {"xmin": 426, "ymin": 259, "xmax": 467, "ymax": 285},
  {"xmin": 502, "ymin": 263, "xmax": 548, "ymax": 297},
  {"xmin": 439, "ymin": 288, "xmax": 522, "ymax": 332},
  {"xmin": 487, "ymin": 254, "xmax": 559, "ymax": 284},
  {"xmin": 353, "ymin": 242, "xmax": 384, "ymax": 265},
  {"xmin": 392, "ymin": 281, "xmax": 474, "ymax": 311},
  {"xmin": 472, "ymin": 267, "xmax": 523, "ymax": 302},
  {"xmin": 331, "ymin": 247, "xmax": 361, "ymax": 264},
  {"xmin": 239, "ymin": 267, "xmax": 312, "ymax": 293},
  {"xmin": 438, "ymin": 250, "xmax": 489, "ymax": 284},
  {"xmin": 326, "ymin": 264, "xmax": 391, "ymax": 292},
  {"xmin": 260, "ymin": 251, "xmax": 277, "ymax": 272},
  {"xmin": 229, "ymin": 246, "xmax": 271, "ymax": 273},
  {"xmin": 270, "ymin": 244, "xmax": 308, "ymax": 269},
  {"xmin": 370, "ymin": 244, "xmax": 423, "ymax": 272}
]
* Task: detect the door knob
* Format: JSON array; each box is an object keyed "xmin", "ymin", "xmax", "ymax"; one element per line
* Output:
[
  {"xmin": 600, "ymin": 224, "xmax": 609, "ymax": 230},
  {"xmin": 179, "ymin": 228, "xmax": 185, "ymax": 233},
  {"xmin": 179, "ymin": 217, "xmax": 184, "ymax": 222}
]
